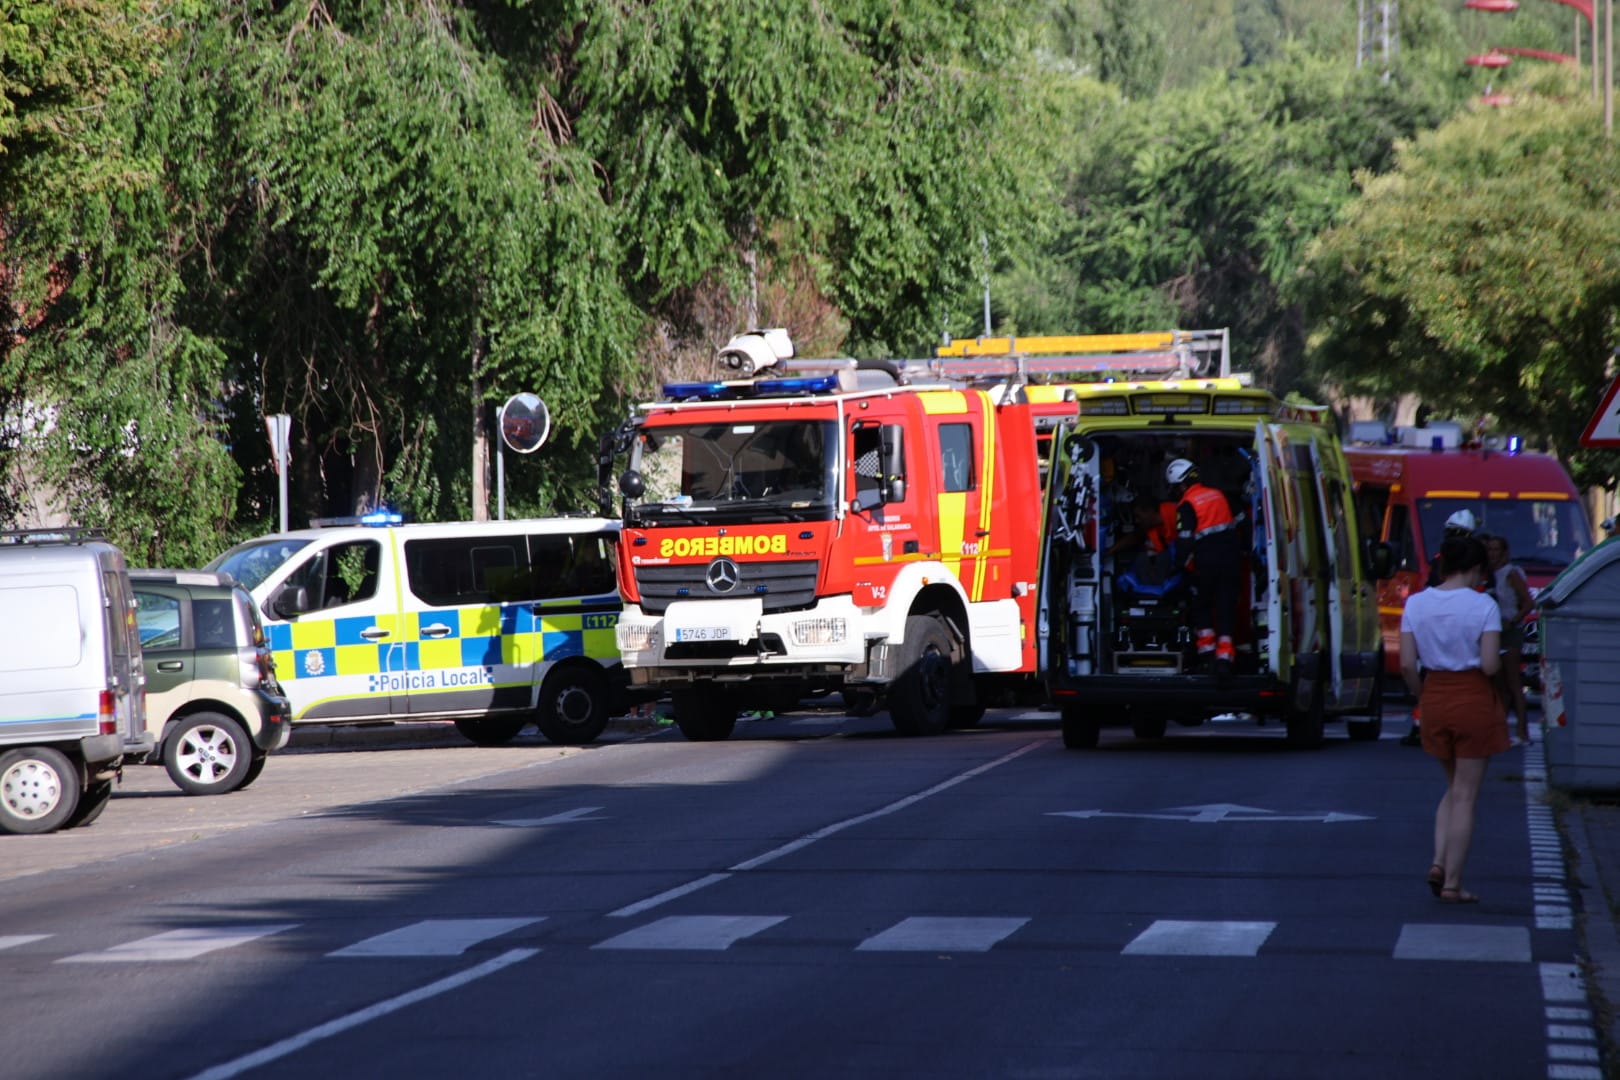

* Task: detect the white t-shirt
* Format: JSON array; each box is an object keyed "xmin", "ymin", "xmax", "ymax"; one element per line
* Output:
[
  {"xmin": 1401, "ymin": 586, "xmax": 1501, "ymax": 672},
  {"xmin": 1491, "ymin": 563, "xmax": 1527, "ymax": 623}
]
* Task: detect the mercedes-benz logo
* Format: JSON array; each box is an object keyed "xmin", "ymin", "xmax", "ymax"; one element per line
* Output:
[{"xmin": 705, "ymin": 557, "xmax": 741, "ymax": 595}]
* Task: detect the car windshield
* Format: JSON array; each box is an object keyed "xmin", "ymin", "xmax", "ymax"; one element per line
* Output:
[
  {"xmin": 627, "ymin": 419, "xmax": 838, "ymax": 524},
  {"xmin": 205, "ymin": 537, "xmax": 314, "ymax": 592},
  {"xmin": 1417, "ymin": 498, "xmax": 1593, "ymax": 570}
]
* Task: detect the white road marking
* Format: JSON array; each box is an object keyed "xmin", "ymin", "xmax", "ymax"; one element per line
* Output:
[
  {"xmin": 608, "ymin": 740, "xmax": 1044, "ymax": 917},
  {"xmin": 856, "ymin": 916, "xmax": 1029, "ymax": 952},
  {"xmin": 1053, "ymin": 803, "xmax": 1372, "ymax": 824},
  {"xmin": 185, "ymin": 948, "xmax": 537, "ymax": 1080},
  {"xmin": 0, "ymin": 935, "xmax": 49, "ymax": 951},
  {"xmin": 593, "ymin": 914, "xmax": 786, "ymax": 951},
  {"xmin": 328, "ymin": 918, "xmax": 542, "ymax": 958},
  {"xmin": 492, "ymin": 807, "xmax": 606, "ymax": 827},
  {"xmin": 1122, "ymin": 920, "xmax": 1276, "ymax": 957},
  {"xmin": 1393, "ymin": 924, "xmax": 1531, "ymax": 963},
  {"xmin": 61, "ymin": 925, "xmax": 297, "ymax": 964}
]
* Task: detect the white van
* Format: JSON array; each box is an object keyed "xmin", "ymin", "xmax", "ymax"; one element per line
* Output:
[
  {"xmin": 0, "ymin": 529, "xmax": 149, "ymax": 833},
  {"xmin": 206, "ymin": 516, "xmax": 634, "ymax": 745}
]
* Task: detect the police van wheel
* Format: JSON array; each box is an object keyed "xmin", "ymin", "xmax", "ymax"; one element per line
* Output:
[
  {"xmin": 536, "ymin": 666, "xmax": 609, "ymax": 745},
  {"xmin": 890, "ymin": 615, "xmax": 953, "ymax": 737},
  {"xmin": 454, "ymin": 715, "xmax": 528, "ymax": 746},
  {"xmin": 1061, "ymin": 706, "xmax": 1100, "ymax": 749},
  {"xmin": 166, "ymin": 713, "xmax": 252, "ymax": 795},
  {"xmin": 66, "ymin": 780, "xmax": 113, "ymax": 829},
  {"xmin": 672, "ymin": 689, "xmax": 737, "ymax": 741},
  {"xmin": 0, "ymin": 747, "xmax": 80, "ymax": 834}
]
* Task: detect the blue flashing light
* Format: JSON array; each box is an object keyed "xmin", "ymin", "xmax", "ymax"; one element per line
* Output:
[
  {"xmin": 662, "ymin": 380, "xmax": 732, "ymax": 401},
  {"xmin": 754, "ymin": 374, "xmax": 841, "ymax": 396},
  {"xmin": 360, "ymin": 509, "xmax": 403, "ymax": 526},
  {"xmin": 1507, "ymin": 435, "xmax": 1523, "ymax": 454}
]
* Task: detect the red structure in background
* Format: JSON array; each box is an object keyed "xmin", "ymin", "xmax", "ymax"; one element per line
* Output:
[
  {"xmin": 1494, "ymin": 44, "xmax": 1579, "ymax": 62},
  {"xmin": 1465, "ymin": 0, "xmax": 1521, "ymax": 9},
  {"xmin": 1466, "ymin": 51, "xmax": 1514, "ymax": 66}
]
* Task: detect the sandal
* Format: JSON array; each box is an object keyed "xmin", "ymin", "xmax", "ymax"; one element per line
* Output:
[
  {"xmin": 1426, "ymin": 864, "xmax": 1444, "ymax": 898},
  {"xmin": 1438, "ymin": 887, "xmax": 1479, "ymax": 905}
]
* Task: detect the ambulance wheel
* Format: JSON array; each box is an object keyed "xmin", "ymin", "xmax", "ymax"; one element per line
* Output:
[
  {"xmin": 1346, "ymin": 664, "xmax": 1385, "ymax": 742},
  {"xmin": 890, "ymin": 615, "xmax": 953, "ymax": 736},
  {"xmin": 0, "ymin": 747, "xmax": 79, "ymax": 834},
  {"xmin": 66, "ymin": 780, "xmax": 113, "ymax": 829},
  {"xmin": 672, "ymin": 689, "xmax": 737, "ymax": 741},
  {"xmin": 1061, "ymin": 705, "xmax": 1100, "ymax": 749},
  {"xmin": 454, "ymin": 715, "xmax": 528, "ymax": 746},
  {"xmin": 536, "ymin": 665, "xmax": 610, "ymax": 745},
  {"xmin": 165, "ymin": 712, "xmax": 252, "ymax": 795},
  {"xmin": 1286, "ymin": 660, "xmax": 1327, "ymax": 749}
]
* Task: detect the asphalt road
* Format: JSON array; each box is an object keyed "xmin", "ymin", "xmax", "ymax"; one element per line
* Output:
[{"xmin": 0, "ymin": 706, "xmax": 1583, "ymax": 1079}]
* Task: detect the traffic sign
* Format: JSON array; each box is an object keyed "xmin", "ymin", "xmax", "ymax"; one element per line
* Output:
[{"xmin": 1580, "ymin": 376, "xmax": 1620, "ymax": 448}]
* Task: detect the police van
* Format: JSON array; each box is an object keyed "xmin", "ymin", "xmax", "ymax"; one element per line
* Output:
[
  {"xmin": 205, "ymin": 515, "xmax": 632, "ymax": 745},
  {"xmin": 0, "ymin": 529, "xmax": 148, "ymax": 832}
]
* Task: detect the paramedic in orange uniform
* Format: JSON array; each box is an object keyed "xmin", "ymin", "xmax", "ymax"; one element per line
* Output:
[{"xmin": 1165, "ymin": 457, "xmax": 1240, "ymax": 671}]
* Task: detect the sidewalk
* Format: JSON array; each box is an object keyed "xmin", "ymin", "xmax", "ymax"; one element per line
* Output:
[{"xmin": 1565, "ymin": 794, "xmax": 1620, "ymax": 1073}]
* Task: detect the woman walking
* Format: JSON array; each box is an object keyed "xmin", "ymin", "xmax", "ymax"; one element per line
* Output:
[
  {"xmin": 1484, "ymin": 534, "xmax": 1534, "ymax": 744},
  {"xmin": 1400, "ymin": 535, "xmax": 1506, "ymax": 905}
]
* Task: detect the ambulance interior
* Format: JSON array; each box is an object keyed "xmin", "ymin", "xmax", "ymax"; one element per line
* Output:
[{"xmin": 1056, "ymin": 430, "xmax": 1263, "ymax": 677}]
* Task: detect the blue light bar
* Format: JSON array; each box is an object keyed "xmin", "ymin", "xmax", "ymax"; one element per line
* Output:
[
  {"xmin": 1507, "ymin": 435, "xmax": 1522, "ymax": 453},
  {"xmin": 662, "ymin": 381, "xmax": 733, "ymax": 401},
  {"xmin": 754, "ymin": 374, "xmax": 842, "ymax": 396},
  {"xmin": 360, "ymin": 509, "xmax": 403, "ymax": 526}
]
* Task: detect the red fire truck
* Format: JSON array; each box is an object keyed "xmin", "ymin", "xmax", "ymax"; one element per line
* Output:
[
  {"xmin": 1345, "ymin": 421, "xmax": 1594, "ymax": 684},
  {"xmin": 599, "ymin": 329, "xmax": 1228, "ymax": 740}
]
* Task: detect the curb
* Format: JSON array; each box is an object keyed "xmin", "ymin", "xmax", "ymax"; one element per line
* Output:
[
  {"xmin": 284, "ymin": 713, "xmax": 662, "ymax": 751},
  {"xmin": 1565, "ymin": 802, "xmax": 1620, "ymax": 1061}
]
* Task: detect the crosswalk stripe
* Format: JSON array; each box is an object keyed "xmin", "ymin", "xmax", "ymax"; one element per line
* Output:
[
  {"xmin": 856, "ymin": 916, "xmax": 1029, "ymax": 952},
  {"xmin": 60, "ymin": 925, "xmax": 297, "ymax": 964},
  {"xmin": 1122, "ymin": 920, "xmax": 1276, "ymax": 957},
  {"xmin": 1394, "ymin": 924, "xmax": 1531, "ymax": 963},
  {"xmin": 593, "ymin": 915, "xmax": 786, "ymax": 951},
  {"xmin": 0, "ymin": 935, "xmax": 50, "ymax": 951},
  {"xmin": 328, "ymin": 918, "xmax": 542, "ymax": 958}
]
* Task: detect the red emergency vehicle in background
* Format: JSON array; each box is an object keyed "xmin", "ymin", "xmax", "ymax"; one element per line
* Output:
[
  {"xmin": 1345, "ymin": 420, "xmax": 1594, "ymax": 685},
  {"xmin": 598, "ymin": 328, "xmax": 1229, "ymax": 741}
]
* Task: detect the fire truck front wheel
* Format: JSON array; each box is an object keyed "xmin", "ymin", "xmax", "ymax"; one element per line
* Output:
[
  {"xmin": 672, "ymin": 688, "xmax": 739, "ymax": 742},
  {"xmin": 890, "ymin": 615, "xmax": 953, "ymax": 737}
]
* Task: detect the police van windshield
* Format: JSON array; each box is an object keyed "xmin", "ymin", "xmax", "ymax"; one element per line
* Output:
[
  {"xmin": 205, "ymin": 537, "xmax": 315, "ymax": 592},
  {"xmin": 628, "ymin": 420, "xmax": 838, "ymax": 524},
  {"xmin": 1417, "ymin": 498, "xmax": 1592, "ymax": 571}
]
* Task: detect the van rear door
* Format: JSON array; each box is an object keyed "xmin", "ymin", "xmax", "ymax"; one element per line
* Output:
[
  {"xmin": 1253, "ymin": 422, "xmax": 1289, "ymax": 683},
  {"xmin": 1306, "ymin": 436, "xmax": 1355, "ymax": 710},
  {"xmin": 1038, "ymin": 426, "xmax": 1104, "ymax": 681}
]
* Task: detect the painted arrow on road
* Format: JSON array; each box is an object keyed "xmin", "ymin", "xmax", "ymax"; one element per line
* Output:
[{"xmin": 1049, "ymin": 802, "xmax": 1372, "ymax": 824}]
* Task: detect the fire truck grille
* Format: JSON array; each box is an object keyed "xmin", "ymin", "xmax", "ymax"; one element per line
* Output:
[{"xmin": 635, "ymin": 560, "xmax": 820, "ymax": 615}]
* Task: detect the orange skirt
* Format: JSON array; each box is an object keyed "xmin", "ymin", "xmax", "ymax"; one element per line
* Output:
[{"xmin": 1420, "ymin": 669, "xmax": 1509, "ymax": 761}]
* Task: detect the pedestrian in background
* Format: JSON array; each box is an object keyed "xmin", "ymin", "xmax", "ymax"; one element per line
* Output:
[
  {"xmin": 1484, "ymin": 533, "xmax": 1534, "ymax": 745},
  {"xmin": 1400, "ymin": 534, "xmax": 1505, "ymax": 905}
]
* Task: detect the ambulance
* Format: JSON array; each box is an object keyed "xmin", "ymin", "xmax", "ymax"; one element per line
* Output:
[
  {"xmin": 1039, "ymin": 376, "xmax": 1389, "ymax": 748},
  {"xmin": 205, "ymin": 515, "xmax": 632, "ymax": 745},
  {"xmin": 1345, "ymin": 421, "xmax": 1594, "ymax": 683}
]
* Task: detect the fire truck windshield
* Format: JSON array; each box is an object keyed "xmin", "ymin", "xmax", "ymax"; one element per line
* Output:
[
  {"xmin": 628, "ymin": 420, "xmax": 838, "ymax": 524},
  {"xmin": 1416, "ymin": 497, "xmax": 1592, "ymax": 571}
]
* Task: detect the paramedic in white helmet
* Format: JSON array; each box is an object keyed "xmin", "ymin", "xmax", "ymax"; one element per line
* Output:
[
  {"xmin": 1402, "ymin": 507, "xmax": 1484, "ymax": 746},
  {"xmin": 1165, "ymin": 457, "xmax": 1241, "ymax": 676}
]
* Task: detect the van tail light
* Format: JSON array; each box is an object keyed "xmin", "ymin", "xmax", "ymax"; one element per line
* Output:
[{"xmin": 98, "ymin": 689, "xmax": 117, "ymax": 735}]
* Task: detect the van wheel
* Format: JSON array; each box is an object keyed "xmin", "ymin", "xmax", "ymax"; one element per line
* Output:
[
  {"xmin": 890, "ymin": 615, "xmax": 953, "ymax": 736},
  {"xmin": 536, "ymin": 666, "xmax": 609, "ymax": 745},
  {"xmin": 0, "ymin": 747, "xmax": 80, "ymax": 834},
  {"xmin": 1347, "ymin": 664, "xmax": 1385, "ymax": 742},
  {"xmin": 672, "ymin": 689, "xmax": 737, "ymax": 741},
  {"xmin": 240, "ymin": 752, "xmax": 269, "ymax": 789},
  {"xmin": 1131, "ymin": 713, "xmax": 1169, "ymax": 740},
  {"xmin": 1286, "ymin": 659, "xmax": 1327, "ymax": 748},
  {"xmin": 166, "ymin": 713, "xmax": 252, "ymax": 795},
  {"xmin": 949, "ymin": 704, "xmax": 986, "ymax": 729},
  {"xmin": 454, "ymin": 716, "xmax": 528, "ymax": 746},
  {"xmin": 66, "ymin": 780, "xmax": 113, "ymax": 829},
  {"xmin": 1061, "ymin": 705, "xmax": 1100, "ymax": 749}
]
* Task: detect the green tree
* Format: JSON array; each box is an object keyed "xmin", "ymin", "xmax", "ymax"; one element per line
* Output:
[{"xmin": 1298, "ymin": 71, "xmax": 1620, "ymax": 490}]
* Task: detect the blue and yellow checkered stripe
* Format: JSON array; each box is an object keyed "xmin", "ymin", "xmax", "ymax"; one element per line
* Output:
[{"xmin": 268, "ymin": 601, "xmax": 620, "ymax": 680}]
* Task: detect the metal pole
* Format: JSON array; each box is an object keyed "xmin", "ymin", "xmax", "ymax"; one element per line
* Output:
[
  {"xmin": 278, "ymin": 443, "xmax": 289, "ymax": 534},
  {"xmin": 1607, "ymin": 0, "xmax": 1614, "ymax": 137},
  {"xmin": 497, "ymin": 442, "xmax": 506, "ymax": 521}
]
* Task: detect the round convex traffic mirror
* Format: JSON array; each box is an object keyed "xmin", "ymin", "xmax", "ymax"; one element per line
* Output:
[{"xmin": 499, "ymin": 393, "xmax": 550, "ymax": 454}]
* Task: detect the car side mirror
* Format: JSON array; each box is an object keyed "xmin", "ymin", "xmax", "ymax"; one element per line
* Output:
[{"xmin": 271, "ymin": 586, "xmax": 310, "ymax": 619}]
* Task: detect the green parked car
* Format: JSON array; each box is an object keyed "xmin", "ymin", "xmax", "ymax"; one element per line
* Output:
[{"xmin": 129, "ymin": 570, "xmax": 292, "ymax": 794}]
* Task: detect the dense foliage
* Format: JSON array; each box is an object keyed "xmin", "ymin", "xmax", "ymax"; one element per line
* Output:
[{"xmin": 1, "ymin": 0, "xmax": 1616, "ymax": 562}]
